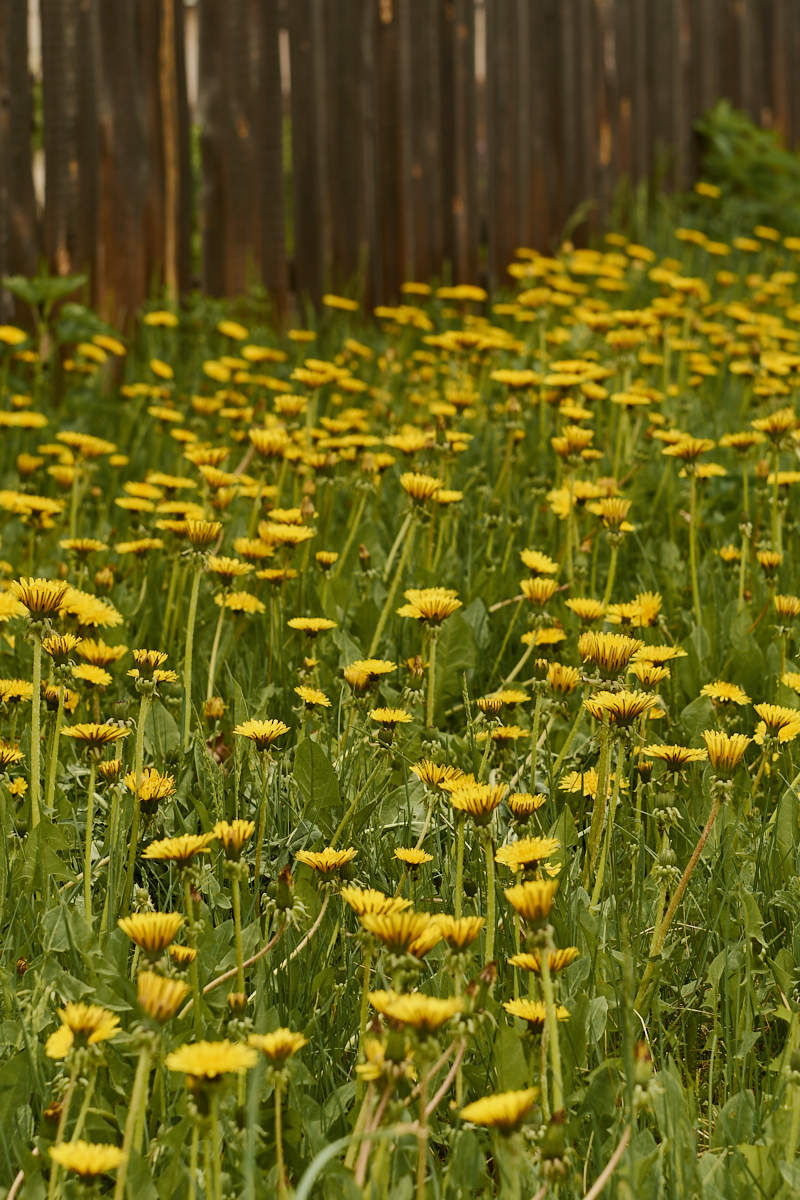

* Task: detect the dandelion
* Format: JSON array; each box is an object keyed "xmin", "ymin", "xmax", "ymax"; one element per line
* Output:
[{"xmin": 460, "ymin": 1088, "xmax": 538, "ymax": 1132}]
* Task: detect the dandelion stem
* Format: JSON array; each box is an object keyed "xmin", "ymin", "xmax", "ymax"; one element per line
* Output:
[
  {"xmin": 275, "ymin": 1076, "xmax": 288, "ymax": 1199},
  {"xmin": 253, "ymin": 753, "xmax": 270, "ymax": 885},
  {"xmin": 737, "ymin": 522, "xmax": 750, "ymax": 614},
  {"xmin": 772, "ymin": 448, "xmax": 782, "ymax": 553},
  {"xmin": 184, "ymin": 875, "xmax": 203, "ymax": 1034},
  {"xmin": 689, "ymin": 473, "xmax": 702, "ymax": 628},
  {"xmin": 121, "ymin": 693, "xmax": 150, "ymax": 916},
  {"xmin": 44, "ymin": 683, "xmax": 65, "ymax": 815},
  {"xmin": 368, "ymin": 517, "xmax": 415, "ymax": 657},
  {"xmin": 47, "ymin": 1060, "xmax": 79, "ymax": 1200},
  {"xmin": 330, "ymin": 761, "xmax": 382, "ymax": 848},
  {"xmin": 590, "ymin": 743, "xmax": 623, "ymax": 907},
  {"xmin": 205, "ymin": 603, "xmax": 226, "ymax": 700},
  {"xmin": 551, "ymin": 706, "xmax": 584, "ymax": 782},
  {"xmin": 635, "ymin": 789, "xmax": 722, "ymax": 1012},
  {"xmin": 540, "ymin": 948, "xmax": 564, "ymax": 1113},
  {"xmin": 454, "ymin": 812, "xmax": 466, "ymax": 921},
  {"xmin": 528, "ymin": 689, "xmax": 544, "ymax": 793},
  {"xmin": 210, "ymin": 1091, "xmax": 223, "ymax": 1200},
  {"xmin": 182, "ymin": 561, "xmax": 203, "ymax": 752},
  {"xmin": 602, "ymin": 544, "xmax": 619, "ymax": 607},
  {"xmin": 483, "ymin": 830, "xmax": 496, "ymax": 965},
  {"xmin": 356, "ymin": 941, "xmax": 374, "ymax": 1101},
  {"xmin": 113, "ymin": 1041, "xmax": 153, "ymax": 1200},
  {"xmin": 83, "ymin": 759, "xmax": 97, "ymax": 925},
  {"xmin": 425, "ymin": 627, "xmax": 438, "ymax": 729},
  {"xmin": 415, "ymin": 1072, "xmax": 428, "ymax": 1200},
  {"xmin": 30, "ymin": 631, "xmax": 42, "ymax": 830},
  {"xmin": 335, "ymin": 484, "xmax": 369, "ymax": 573},
  {"xmin": 232, "ymin": 872, "xmax": 245, "ymax": 996},
  {"xmin": 584, "ymin": 718, "xmax": 610, "ymax": 888}
]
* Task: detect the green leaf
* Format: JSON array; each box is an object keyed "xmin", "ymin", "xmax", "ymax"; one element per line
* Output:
[
  {"xmin": 144, "ymin": 701, "xmax": 180, "ymax": 759},
  {"xmin": 493, "ymin": 1021, "xmax": 528, "ymax": 1091},
  {"xmin": 711, "ymin": 1089, "xmax": 755, "ymax": 1148},
  {"xmin": 294, "ymin": 740, "xmax": 340, "ymax": 834}
]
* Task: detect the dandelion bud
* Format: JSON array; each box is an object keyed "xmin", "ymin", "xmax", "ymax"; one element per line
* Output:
[{"xmin": 204, "ymin": 696, "xmax": 225, "ymax": 722}]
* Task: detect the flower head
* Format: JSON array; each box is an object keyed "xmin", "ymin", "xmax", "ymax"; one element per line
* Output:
[
  {"xmin": 579, "ymin": 630, "xmax": 643, "ymax": 675},
  {"xmin": 45, "ymin": 1003, "xmax": 120, "ymax": 1058},
  {"xmin": 495, "ymin": 837, "xmax": 560, "ymax": 873},
  {"xmin": 397, "ymin": 587, "xmax": 462, "ymax": 624},
  {"xmin": 142, "ymin": 832, "xmax": 215, "ymax": 866},
  {"xmin": 584, "ymin": 689, "xmax": 656, "ymax": 725},
  {"xmin": 234, "ymin": 718, "xmax": 290, "ymax": 750},
  {"xmin": 503, "ymin": 998, "xmax": 569, "ymax": 1030},
  {"xmin": 340, "ymin": 886, "xmax": 411, "ymax": 917},
  {"xmin": 642, "ymin": 744, "xmax": 708, "ymax": 771},
  {"xmin": 368, "ymin": 989, "xmax": 461, "ymax": 1033},
  {"xmin": 249, "ymin": 1029, "xmax": 308, "ymax": 1064},
  {"xmin": 434, "ymin": 915, "xmax": 485, "ymax": 949},
  {"xmin": 137, "ymin": 971, "xmax": 190, "ymax": 1022},
  {"xmin": 62, "ymin": 722, "xmax": 131, "ymax": 751},
  {"xmin": 49, "ymin": 1141, "xmax": 124, "ymax": 1178},
  {"xmin": 118, "ymin": 911, "xmax": 184, "ymax": 955},
  {"xmin": 10, "ymin": 576, "xmax": 69, "ymax": 619},
  {"xmin": 449, "ymin": 780, "xmax": 507, "ymax": 826},
  {"xmin": 460, "ymin": 1088, "xmax": 538, "ymax": 1132},
  {"xmin": 214, "ymin": 819, "xmax": 256, "ymax": 859},
  {"xmin": 702, "ymin": 729, "xmax": 751, "ymax": 775},
  {"xmin": 399, "ymin": 472, "xmax": 442, "ymax": 503},
  {"xmin": 360, "ymin": 909, "xmax": 442, "ymax": 958},
  {"xmin": 504, "ymin": 878, "xmax": 559, "ymax": 924},
  {"xmin": 166, "ymin": 1039, "xmax": 258, "ymax": 1082},
  {"xmin": 295, "ymin": 846, "xmax": 357, "ymax": 873}
]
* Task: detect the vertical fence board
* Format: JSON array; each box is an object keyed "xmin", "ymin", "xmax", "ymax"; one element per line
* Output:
[
  {"xmin": 529, "ymin": 0, "xmax": 560, "ymax": 248},
  {"xmin": 14, "ymin": 0, "xmax": 800, "ymax": 317},
  {"xmin": 486, "ymin": 0, "xmax": 520, "ymax": 282},
  {"xmin": 97, "ymin": 1, "xmax": 153, "ymax": 319},
  {"xmin": 592, "ymin": 0, "xmax": 617, "ymax": 228},
  {"xmin": 0, "ymin": 0, "xmax": 37, "ymax": 308},
  {"xmin": 407, "ymin": 0, "xmax": 443, "ymax": 281},
  {"xmin": 557, "ymin": 0, "xmax": 579, "ymax": 236},
  {"xmin": 254, "ymin": 0, "xmax": 287, "ymax": 313},
  {"xmin": 371, "ymin": 2, "xmax": 409, "ymax": 301},
  {"xmin": 288, "ymin": 0, "xmax": 328, "ymax": 307},
  {"xmin": 199, "ymin": 0, "xmax": 260, "ymax": 297},
  {"xmin": 770, "ymin": 0, "xmax": 790, "ymax": 143},
  {"xmin": 173, "ymin": 0, "xmax": 193, "ymax": 292},
  {"xmin": 440, "ymin": 0, "xmax": 478, "ymax": 282}
]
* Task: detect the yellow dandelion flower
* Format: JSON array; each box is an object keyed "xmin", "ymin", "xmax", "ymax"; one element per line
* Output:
[
  {"xmin": 460, "ymin": 1088, "xmax": 538, "ymax": 1132},
  {"xmin": 249, "ymin": 1028, "xmax": 308, "ymax": 1063},
  {"xmin": 495, "ymin": 837, "xmax": 560, "ymax": 872},
  {"xmin": 503, "ymin": 998, "xmax": 569, "ymax": 1031},
  {"xmin": 504, "ymin": 878, "xmax": 559, "ymax": 923},
  {"xmin": 118, "ymin": 911, "xmax": 184, "ymax": 954},
  {"xmin": 49, "ymin": 1141, "xmax": 124, "ymax": 1177},
  {"xmin": 340, "ymin": 887, "xmax": 411, "ymax": 917},
  {"xmin": 295, "ymin": 846, "xmax": 357, "ymax": 873},
  {"xmin": 213, "ymin": 819, "xmax": 256, "ymax": 858},
  {"xmin": 137, "ymin": 971, "xmax": 190, "ymax": 1022},
  {"xmin": 234, "ymin": 718, "xmax": 290, "ymax": 750},
  {"xmin": 166, "ymin": 1039, "xmax": 258, "ymax": 1081},
  {"xmin": 397, "ymin": 587, "xmax": 462, "ymax": 623},
  {"xmin": 510, "ymin": 947, "xmax": 579, "ymax": 974},
  {"xmin": 434, "ymin": 914, "xmax": 485, "ymax": 949},
  {"xmin": 142, "ymin": 832, "xmax": 215, "ymax": 865},
  {"xmin": 368, "ymin": 989, "xmax": 460, "ymax": 1032},
  {"xmin": 702, "ymin": 729, "xmax": 751, "ymax": 775}
]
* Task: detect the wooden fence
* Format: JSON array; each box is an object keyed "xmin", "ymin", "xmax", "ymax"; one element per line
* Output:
[{"xmin": 0, "ymin": 0, "xmax": 798, "ymax": 325}]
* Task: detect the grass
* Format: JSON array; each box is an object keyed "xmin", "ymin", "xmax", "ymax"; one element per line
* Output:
[{"xmin": 1, "ymin": 193, "xmax": 800, "ymax": 1198}]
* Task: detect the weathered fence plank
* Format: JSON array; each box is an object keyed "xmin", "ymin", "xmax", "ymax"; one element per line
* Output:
[{"xmin": 6, "ymin": 0, "xmax": 800, "ymax": 318}]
